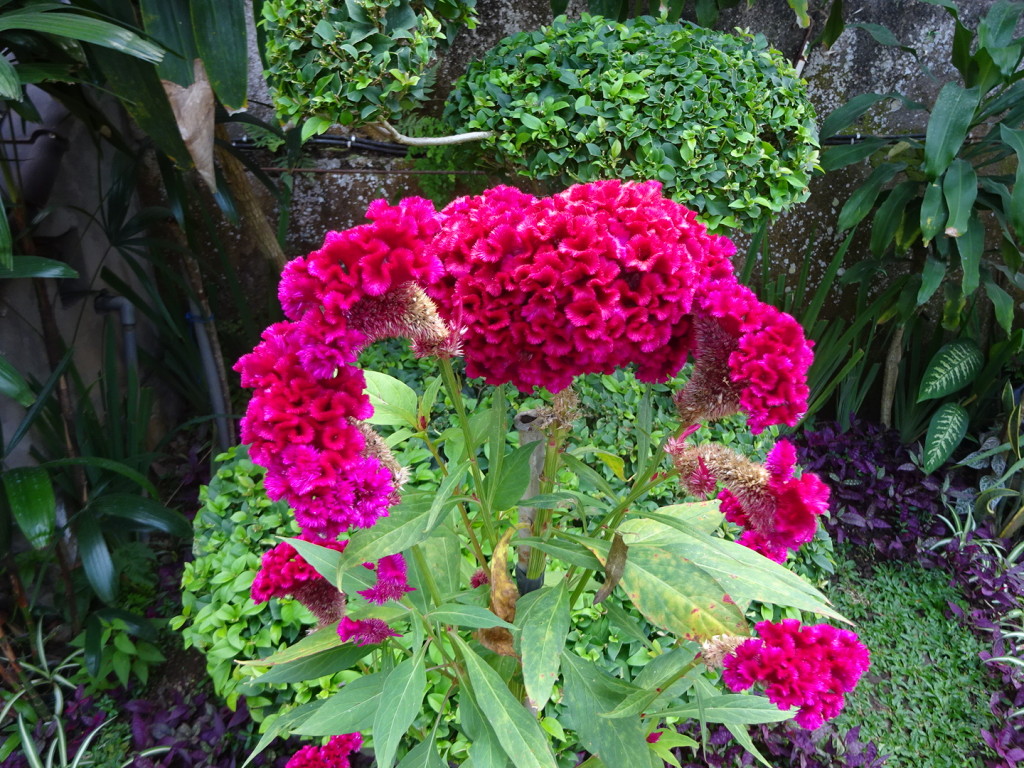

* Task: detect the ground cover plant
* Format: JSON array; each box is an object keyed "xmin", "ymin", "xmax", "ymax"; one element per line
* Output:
[{"xmin": 222, "ymin": 179, "xmax": 873, "ymax": 767}]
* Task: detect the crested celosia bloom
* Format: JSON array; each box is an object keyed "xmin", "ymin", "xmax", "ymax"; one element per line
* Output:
[
  {"xmin": 358, "ymin": 554, "xmax": 415, "ymax": 605},
  {"xmin": 722, "ymin": 619, "xmax": 870, "ymax": 729},
  {"xmin": 285, "ymin": 732, "xmax": 363, "ymax": 768},
  {"xmin": 251, "ymin": 538, "xmax": 349, "ymax": 624},
  {"xmin": 338, "ymin": 616, "xmax": 400, "ymax": 646},
  {"xmin": 676, "ymin": 278, "xmax": 813, "ymax": 433},
  {"xmin": 425, "ymin": 180, "xmax": 737, "ymax": 392},
  {"xmin": 671, "ymin": 440, "xmax": 829, "ymax": 562}
]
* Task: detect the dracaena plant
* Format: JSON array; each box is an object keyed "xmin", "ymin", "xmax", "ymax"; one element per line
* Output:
[{"xmin": 229, "ymin": 180, "xmax": 868, "ymax": 768}]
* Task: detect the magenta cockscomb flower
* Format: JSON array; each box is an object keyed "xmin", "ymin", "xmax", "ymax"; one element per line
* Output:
[
  {"xmin": 337, "ymin": 616, "xmax": 400, "ymax": 646},
  {"xmin": 357, "ymin": 554, "xmax": 415, "ymax": 605},
  {"xmin": 424, "ymin": 180, "xmax": 736, "ymax": 392},
  {"xmin": 675, "ymin": 279, "xmax": 813, "ymax": 433},
  {"xmin": 251, "ymin": 538, "xmax": 349, "ymax": 624},
  {"xmin": 285, "ymin": 732, "xmax": 363, "ymax": 768},
  {"xmin": 722, "ymin": 619, "xmax": 870, "ymax": 729},
  {"xmin": 671, "ymin": 440, "xmax": 829, "ymax": 562}
]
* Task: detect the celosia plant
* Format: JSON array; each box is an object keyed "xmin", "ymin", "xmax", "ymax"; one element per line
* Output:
[{"xmin": 230, "ymin": 181, "xmax": 866, "ymax": 767}]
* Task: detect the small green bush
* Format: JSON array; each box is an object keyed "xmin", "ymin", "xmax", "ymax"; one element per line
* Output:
[
  {"xmin": 262, "ymin": 0, "xmax": 476, "ymax": 137},
  {"xmin": 172, "ymin": 446, "xmax": 335, "ymax": 719},
  {"xmin": 444, "ymin": 14, "xmax": 819, "ymax": 231},
  {"xmin": 832, "ymin": 561, "xmax": 998, "ymax": 767}
]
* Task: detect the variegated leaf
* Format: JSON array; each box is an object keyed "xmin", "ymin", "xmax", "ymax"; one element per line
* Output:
[
  {"xmin": 923, "ymin": 403, "xmax": 969, "ymax": 473},
  {"xmin": 917, "ymin": 340, "xmax": 983, "ymax": 402}
]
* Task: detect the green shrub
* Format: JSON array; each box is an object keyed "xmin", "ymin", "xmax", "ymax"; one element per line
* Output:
[
  {"xmin": 262, "ymin": 0, "xmax": 476, "ymax": 138},
  {"xmin": 172, "ymin": 446, "xmax": 337, "ymax": 719},
  {"xmin": 831, "ymin": 561, "xmax": 998, "ymax": 767},
  {"xmin": 444, "ymin": 14, "xmax": 819, "ymax": 231}
]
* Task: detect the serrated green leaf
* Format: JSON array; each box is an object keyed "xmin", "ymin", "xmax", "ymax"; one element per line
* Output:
[
  {"xmin": 917, "ymin": 339, "xmax": 984, "ymax": 401},
  {"xmin": 923, "ymin": 402, "xmax": 970, "ymax": 473},
  {"xmin": 373, "ymin": 645, "xmax": 428, "ymax": 768},
  {"xmin": 520, "ymin": 583, "xmax": 570, "ymax": 711},
  {"xmin": 451, "ymin": 635, "xmax": 558, "ymax": 768}
]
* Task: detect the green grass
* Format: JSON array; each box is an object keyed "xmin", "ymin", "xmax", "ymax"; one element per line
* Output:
[{"xmin": 832, "ymin": 561, "xmax": 998, "ymax": 767}]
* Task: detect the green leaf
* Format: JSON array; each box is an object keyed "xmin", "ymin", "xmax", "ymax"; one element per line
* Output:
[
  {"xmin": 658, "ymin": 694, "xmax": 795, "ymax": 725},
  {"xmin": 0, "ymin": 255, "xmax": 78, "ymax": 280},
  {"xmin": 0, "ymin": 56, "xmax": 19, "ymax": 100},
  {"xmin": 140, "ymin": 0, "xmax": 199, "ymax": 86},
  {"xmin": 820, "ymin": 138, "xmax": 887, "ymax": 172},
  {"xmin": 920, "ymin": 179, "xmax": 947, "ymax": 245},
  {"xmin": 978, "ymin": 1, "xmax": 1024, "ymax": 76},
  {"xmin": 488, "ymin": 441, "xmax": 541, "ymax": 511},
  {"xmin": 291, "ymin": 672, "xmax": 385, "ymax": 736},
  {"xmin": 373, "ymin": 645, "xmax": 428, "ymax": 768},
  {"xmin": 89, "ymin": 494, "xmax": 191, "ymax": 538},
  {"xmin": 984, "ymin": 277, "xmax": 1015, "ymax": 334},
  {"xmin": 850, "ymin": 23, "xmax": 917, "ymax": 56},
  {"xmin": 957, "ymin": 214, "xmax": 983, "ymax": 296},
  {"xmin": 77, "ymin": 515, "xmax": 118, "ymax": 603},
  {"xmin": 922, "ymin": 402, "xmax": 969, "ymax": 473},
  {"xmin": 407, "ymin": 525, "xmax": 460, "ymax": 611},
  {"xmin": 191, "ymin": 0, "xmax": 248, "ymax": 110},
  {"xmin": 339, "ymin": 495, "xmax": 433, "ymax": 568},
  {"xmin": 870, "ymin": 181, "xmax": 919, "ymax": 256},
  {"xmin": 942, "ymin": 158, "xmax": 978, "ymax": 237},
  {"xmin": 428, "ymin": 604, "xmax": 516, "ymax": 629},
  {"xmin": 999, "ymin": 125, "xmax": 1024, "ymax": 239},
  {"xmin": 820, "ymin": 0, "xmax": 846, "ymax": 48},
  {"xmin": 561, "ymin": 651, "xmax": 653, "ymax": 768},
  {"xmin": 787, "ymin": 0, "xmax": 810, "ymax": 26},
  {"xmin": 0, "ymin": 197, "xmax": 10, "ymax": 271},
  {"xmin": 254, "ymin": 645, "xmax": 366, "ymax": 684},
  {"xmin": 917, "ymin": 257, "xmax": 946, "ymax": 306},
  {"xmin": 460, "ymin": 687, "xmax": 510, "ymax": 768},
  {"xmin": 519, "ymin": 583, "xmax": 570, "ymax": 711},
  {"xmin": 917, "ymin": 339, "xmax": 984, "ymax": 402},
  {"xmin": 0, "ymin": 353, "xmax": 33, "ymax": 407},
  {"xmin": 924, "ymin": 84, "xmax": 981, "ymax": 178},
  {"xmin": 0, "ymin": 10, "xmax": 164, "ymax": 63},
  {"xmin": 242, "ymin": 627, "xmax": 342, "ymax": 667},
  {"xmin": 636, "ymin": 512, "xmax": 843, "ymax": 620},
  {"xmin": 574, "ymin": 534, "xmax": 749, "ymax": 639},
  {"xmin": 395, "ymin": 732, "xmax": 446, "ymax": 768},
  {"xmin": 838, "ymin": 163, "xmax": 905, "ymax": 231},
  {"xmin": 426, "ymin": 459, "xmax": 469, "ymax": 532},
  {"xmin": 820, "ymin": 92, "xmax": 901, "ymax": 140},
  {"xmin": 2, "ymin": 467, "xmax": 55, "ymax": 549},
  {"xmin": 364, "ymin": 370, "xmax": 419, "ymax": 428},
  {"xmin": 451, "ymin": 635, "xmax": 558, "ymax": 768}
]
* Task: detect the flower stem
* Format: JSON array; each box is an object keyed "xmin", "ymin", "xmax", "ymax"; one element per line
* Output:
[{"xmin": 410, "ymin": 543, "xmax": 444, "ymax": 608}]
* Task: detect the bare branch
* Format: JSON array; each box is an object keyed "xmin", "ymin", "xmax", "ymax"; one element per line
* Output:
[{"xmin": 375, "ymin": 120, "xmax": 492, "ymax": 147}]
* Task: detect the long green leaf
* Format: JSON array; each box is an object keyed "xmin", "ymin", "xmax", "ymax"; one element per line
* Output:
[
  {"xmin": 917, "ymin": 257, "xmax": 946, "ymax": 306},
  {"xmin": 658, "ymin": 694, "xmax": 795, "ymax": 725},
  {"xmin": 0, "ymin": 49, "xmax": 18, "ymax": 100},
  {"xmin": 0, "ymin": 10, "xmax": 163, "ymax": 63},
  {"xmin": 838, "ymin": 162, "xmax": 905, "ymax": 231},
  {"xmin": 820, "ymin": 92, "xmax": 901, "ymax": 139},
  {"xmin": 374, "ymin": 645, "xmax": 428, "ymax": 768},
  {"xmin": 241, "ymin": 627, "xmax": 341, "ymax": 667},
  {"xmin": 2, "ymin": 466, "xmax": 55, "ymax": 549},
  {"xmin": 942, "ymin": 158, "xmax": 978, "ymax": 237},
  {"xmin": 488, "ymin": 441, "xmax": 541, "ymax": 511},
  {"xmin": 850, "ymin": 22, "xmax": 917, "ymax": 56},
  {"xmin": 561, "ymin": 651, "xmax": 654, "ymax": 768},
  {"xmin": 140, "ymin": 0, "xmax": 199, "ymax": 86},
  {"xmin": 253, "ymin": 646, "xmax": 366, "ymax": 685},
  {"xmin": 42, "ymin": 457, "xmax": 159, "ymax": 498},
  {"xmin": 339, "ymin": 495, "xmax": 433, "ymax": 568},
  {"xmin": 870, "ymin": 181, "xmax": 919, "ymax": 255},
  {"xmin": 0, "ymin": 196, "xmax": 10, "ymax": 271},
  {"xmin": 917, "ymin": 339, "xmax": 984, "ymax": 402},
  {"xmin": 428, "ymin": 604, "xmax": 516, "ymax": 629},
  {"xmin": 190, "ymin": 0, "xmax": 248, "ymax": 109},
  {"xmin": 984, "ymin": 277, "xmax": 1015, "ymax": 334},
  {"xmin": 999, "ymin": 125, "xmax": 1024, "ymax": 239},
  {"xmin": 77, "ymin": 514, "xmax": 118, "ymax": 603},
  {"xmin": 920, "ymin": 179, "xmax": 947, "ymax": 245},
  {"xmin": 425, "ymin": 459, "xmax": 468, "ymax": 532},
  {"xmin": 291, "ymin": 673, "xmax": 386, "ymax": 736},
  {"xmin": 364, "ymin": 370, "xmax": 419, "ymax": 428},
  {"xmin": 451, "ymin": 635, "xmax": 558, "ymax": 768},
  {"xmin": 978, "ymin": 1, "xmax": 1024, "ymax": 76},
  {"xmin": 820, "ymin": 138, "xmax": 887, "ymax": 172},
  {"xmin": 922, "ymin": 402, "xmax": 970, "ymax": 473},
  {"xmin": 89, "ymin": 493, "xmax": 190, "ymax": 537},
  {"xmin": 395, "ymin": 732, "xmax": 446, "ymax": 768},
  {"xmin": 924, "ymin": 84, "xmax": 981, "ymax": 178},
  {"xmin": 0, "ymin": 255, "xmax": 78, "ymax": 280},
  {"xmin": 520, "ymin": 583, "xmax": 570, "ymax": 711},
  {"xmin": 0, "ymin": 353, "xmax": 33, "ymax": 407},
  {"xmin": 957, "ymin": 214, "xmax": 984, "ymax": 296}
]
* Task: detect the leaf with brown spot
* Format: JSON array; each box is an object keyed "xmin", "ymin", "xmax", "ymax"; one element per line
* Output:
[{"xmin": 593, "ymin": 533, "xmax": 627, "ymax": 605}]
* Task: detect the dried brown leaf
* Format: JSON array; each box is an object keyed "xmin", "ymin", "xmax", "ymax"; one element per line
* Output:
[
  {"xmin": 593, "ymin": 532, "xmax": 628, "ymax": 605},
  {"xmin": 162, "ymin": 60, "xmax": 216, "ymax": 192}
]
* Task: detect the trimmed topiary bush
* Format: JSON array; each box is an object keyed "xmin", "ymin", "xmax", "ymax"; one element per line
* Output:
[{"xmin": 444, "ymin": 14, "xmax": 819, "ymax": 231}]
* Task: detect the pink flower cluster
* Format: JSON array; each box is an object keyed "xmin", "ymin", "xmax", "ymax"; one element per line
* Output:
[
  {"xmin": 720, "ymin": 441, "xmax": 831, "ymax": 562},
  {"xmin": 285, "ymin": 732, "xmax": 363, "ymax": 768},
  {"xmin": 722, "ymin": 620, "xmax": 870, "ymax": 729},
  {"xmin": 425, "ymin": 181, "xmax": 736, "ymax": 392}
]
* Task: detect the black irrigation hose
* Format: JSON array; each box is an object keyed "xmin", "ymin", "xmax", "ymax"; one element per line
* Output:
[{"xmin": 823, "ymin": 133, "xmax": 927, "ymax": 145}]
